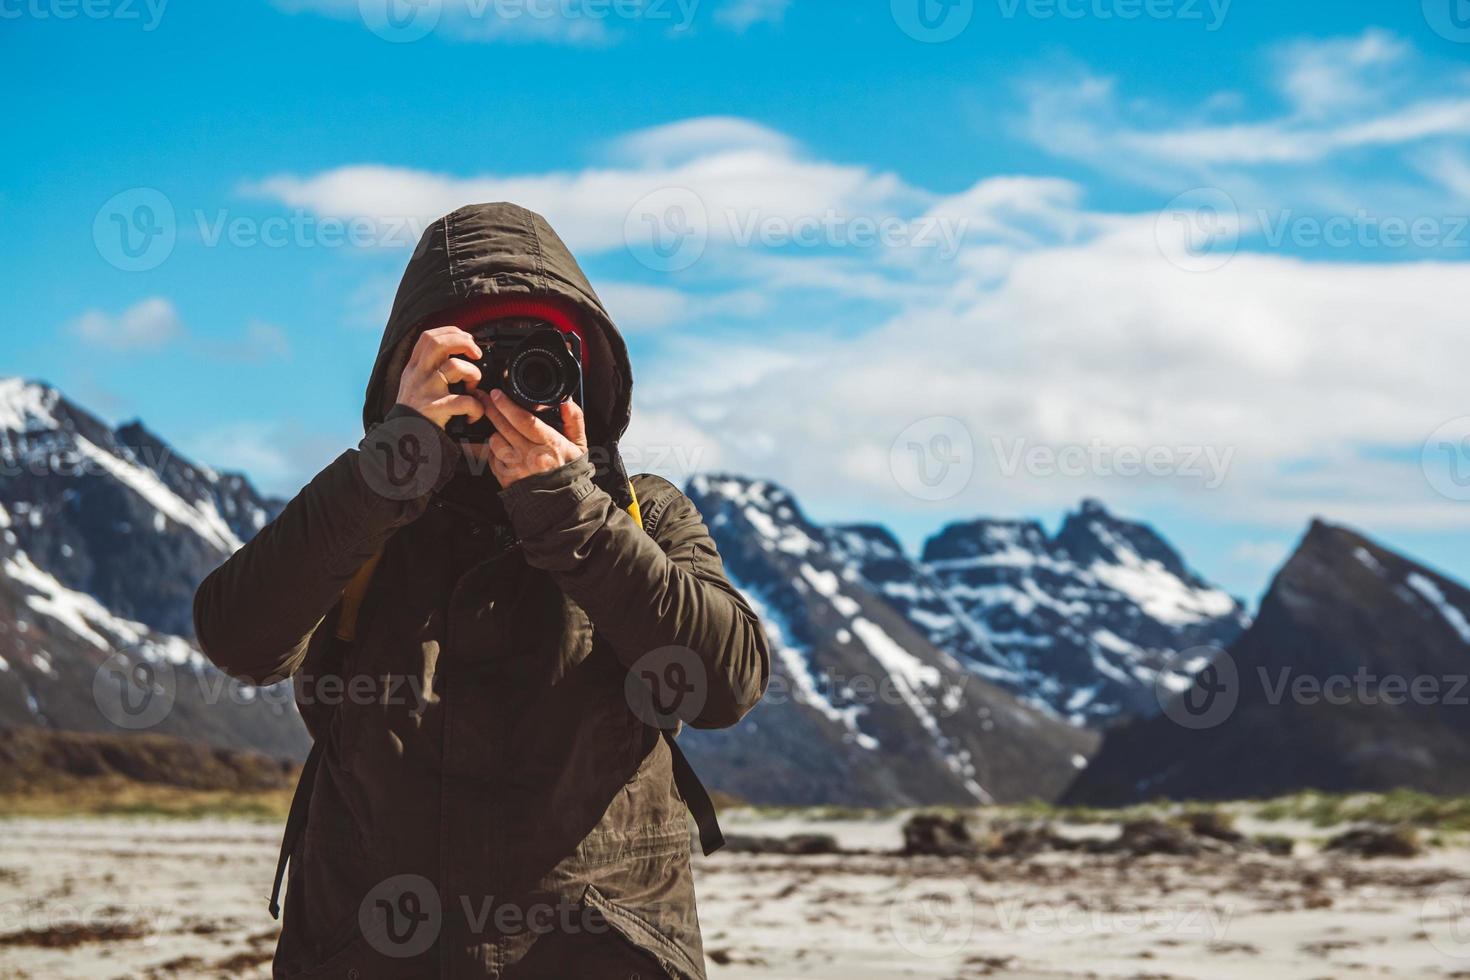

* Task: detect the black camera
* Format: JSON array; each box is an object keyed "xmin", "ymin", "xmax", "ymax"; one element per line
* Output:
[{"xmin": 446, "ymin": 319, "xmax": 584, "ymax": 443}]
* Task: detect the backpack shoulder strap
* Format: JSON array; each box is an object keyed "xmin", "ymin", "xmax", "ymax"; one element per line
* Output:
[
  {"xmin": 335, "ymin": 551, "xmax": 382, "ymax": 642},
  {"xmin": 269, "ymin": 738, "xmax": 322, "ymax": 919},
  {"xmin": 662, "ymin": 729, "xmax": 725, "ymax": 856}
]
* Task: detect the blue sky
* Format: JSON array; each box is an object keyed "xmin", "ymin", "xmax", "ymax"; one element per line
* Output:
[{"xmin": 4, "ymin": 0, "xmax": 1470, "ymax": 600}]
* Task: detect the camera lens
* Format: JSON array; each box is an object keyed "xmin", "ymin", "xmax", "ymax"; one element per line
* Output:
[
  {"xmin": 505, "ymin": 328, "xmax": 580, "ymax": 407},
  {"xmin": 512, "ymin": 351, "xmax": 560, "ymax": 402}
]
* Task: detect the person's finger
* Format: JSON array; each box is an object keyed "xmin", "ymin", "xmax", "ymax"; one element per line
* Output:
[
  {"xmin": 488, "ymin": 432, "xmax": 521, "ymax": 463},
  {"xmin": 478, "ymin": 392, "xmax": 536, "ymax": 451},
  {"xmin": 417, "ymin": 325, "xmax": 479, "ymax": 352},
  {"xmin": 489, "ymin": 389, "xmax": 561, "ymax": 444},
  {"xmin": 429, "ymin": 393, "xmax": 484, "ymax": 424},
  {"xmin": 421, "ymin": 325, "xmax": 479, "ymax": 349},
  {"xmin": 560, "ymin": 400, "xmax": 588, "ymax": 451},
  {"xmin": 438, "ymin": 357, "xmax": 482, "ymax": 389},
  {"xmin": 412, "ymin": 329, "xmax": 480, "ymax": 372}
]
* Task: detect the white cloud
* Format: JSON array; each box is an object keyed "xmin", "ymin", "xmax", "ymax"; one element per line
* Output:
[
  {"xmin": 206, "ymin": 321, "xmax": 294, "ymax": 362},
  {"xmin": 610, "ymin": 116, "xmax": 797, "ymax": 167},
  {"xmin": 246, "ymin": 116, "xmax": 924, "ymax": 262},
  {"xmin": 68, "ymin": 298, "xmax": 181, "ymax": 351},
  {"xmin": 270, "ymin": 0, "xmax": 615, "ymax": 45},
  {"xmin": 621, "ymin": 408, "xmax": 725, "ymax": 484},
  {"xmin": 714, "ymin": 0, "xmax": 789, "ymax": 32},
  {"xmin": 185, "ymin": 421, "xmax": 349, "ymax": 499},
  {"xmin": 631, "ymin": 192, "xmax": 1470, "ymax": 532},
  {"xmin": 1416, "ymin": 147, "xmax": 1470, "ymax": 203},
  {"xmin": 65, "ymin": 301, "xmax": 293, "ymax": 364},
  {"xmin": 1029, "ymin": 80, "xmax": 1470, "ymax": 172},
  {"xmin": 595, "ymin": 282, "xmax": 768, "ymax": 331},
  {"xmin": 246, "ymin": 113, "xmax": 1470, "ymax": 536},
  {"xmin": 1276, "ymin": 29, "xmax": 1408, "ymax": 119},
  {"xmin": 271, "ymin": 0, "xmax": 723, "ymax": 45},
  {"xmin": 1019, "ymin": 31, "xmax": 1470, "ymax": 197}
]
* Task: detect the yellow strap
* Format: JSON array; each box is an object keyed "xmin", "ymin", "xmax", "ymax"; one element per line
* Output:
[
  {"xmin": 626, "ymin": 480, "xmax": 642, "ymax": 530},
  {"xmin": 334, "ymin": 482, "xmax": 642, "ymax": 643},
  {"xmin": 335, "ymin": 551, "xmax": 382, "ymax": 642}
]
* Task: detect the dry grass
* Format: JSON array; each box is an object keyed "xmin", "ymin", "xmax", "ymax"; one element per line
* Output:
[
  {"xmin": 0, "ymin": 779, "xmax": 293, "ymax": 821},
  {"xmin": 0, "ymin": 727, "xmax": 298, "ymax": 820}
]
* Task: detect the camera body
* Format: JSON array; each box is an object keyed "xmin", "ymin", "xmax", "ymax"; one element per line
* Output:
[{"xmin": 446, "ymin": 318, "xmax": 584, "ymax": 443}]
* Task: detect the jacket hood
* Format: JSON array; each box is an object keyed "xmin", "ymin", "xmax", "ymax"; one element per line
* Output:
[
  {"xmin": 366, "ymin": 203, "xmax": 635, "ymax": 503},
  {"xmin": 367, "ymin": 202, "xmax": 632, "ymax": 437}
]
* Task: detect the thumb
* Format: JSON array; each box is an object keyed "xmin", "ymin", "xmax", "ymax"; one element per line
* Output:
[{"xmin": 561, "ymin": 399, "xmax": 588, "ymax": 451}]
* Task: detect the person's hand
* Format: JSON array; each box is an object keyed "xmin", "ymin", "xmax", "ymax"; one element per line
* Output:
[
  {"xmin": 467, "ymin": 389, "xmax": 588, "ymax": 488},
  {"xmin": 394, "ymin": 327, "xmax": 485, "ymax": 429}
]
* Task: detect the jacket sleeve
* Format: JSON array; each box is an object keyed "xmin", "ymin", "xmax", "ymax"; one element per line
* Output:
[
  {"xmin": 501, "ymin": 455, "xmax": 770, "ymax": 730},
  {"xmin": 192, "ymin": 406, "xmax": 458, "ymax": 686}
]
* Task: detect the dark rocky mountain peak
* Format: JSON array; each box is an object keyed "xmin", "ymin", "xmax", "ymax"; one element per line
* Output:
[{"xmin": 1066, "ymin": 520, "xmax": 1470, "ymax": 805}]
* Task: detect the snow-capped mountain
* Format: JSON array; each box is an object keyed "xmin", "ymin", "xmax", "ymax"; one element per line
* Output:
[
  {"xmin": 683, "ymin": 475, "xmax": 1098, "ymax": 806},
  {"xmin": 824, "ymin": 503, "xmax": 1247, "ymax": 728},
  {"xmin": 0, "ymin": 379, "xmax": 306, "ymax": 757},
  {"xmin": 0, "ymin": 378, "xmax": 1241, "ymax": 803},
  {"xmin": 901, "ymin": 501, "xmax": 1250, "ymax": 726},
  {"xmin": 0, "ymin": 379, "xmax": 281, "ymax": 636},
  {"xmin": 1067, "ymin": 521, "xmax": 1470, "ymax": 804}
]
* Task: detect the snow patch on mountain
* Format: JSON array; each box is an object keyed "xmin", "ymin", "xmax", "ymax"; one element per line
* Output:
[
  {"xmin": 846, "ymin": 614, "xmax": 988, "ymax": 801},
  {"xmin": 73, "ymin": 437, "xmax": 244, "ymax": 553},
  {"xmin": 3, "ymin": 548, "xmax": 143, "ymax": 650},
  {"xmin": 0, "ymin": 379, "xmax": 61, "ymax": 432},
  {"xmin": 906, "ymin": 503, "xmax": 1248, "ymax": 726},
  {"xmin": 1407, "ymin": 573, "xmax": 1470, "ymax": 644},
  {"xmin": 736, "ymin": 582, "xmax": 879, "ymax": 750},
  {"xmin": 1087, "ymin": 539, "xmax": 1238, "ymax": 627},
  {"xmin": 1, "ymin": 541, "xmax": 211, "ymax": 677}
]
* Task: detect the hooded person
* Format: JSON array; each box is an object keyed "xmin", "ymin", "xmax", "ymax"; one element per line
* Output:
[{"xmin": 193, "ymin": 202, "xmax": 771, "ymax": 979}]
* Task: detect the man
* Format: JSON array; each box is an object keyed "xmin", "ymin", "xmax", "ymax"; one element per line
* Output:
[{"xmin": 193, "ymin": 202, "xmax": 771, "ymax": 979}]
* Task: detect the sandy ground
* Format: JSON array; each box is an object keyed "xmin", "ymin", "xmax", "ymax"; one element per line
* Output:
[{"xmin": 2, "ymin": 811, "xmax": 1470, "ymax": 979}]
